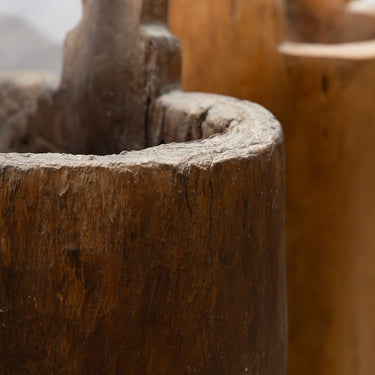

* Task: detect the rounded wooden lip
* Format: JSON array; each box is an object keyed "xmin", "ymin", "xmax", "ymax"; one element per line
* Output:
[
  {"xmin": 0, "ymin": 91, "xmax": 282, "ymax": 169},
  {"xmin": 347, "ymin": 2, "xmax": 375, "ymax": 16},
  {"xmin": 279, "ymin": 39, "xmax": 375, "ymax": 60}
]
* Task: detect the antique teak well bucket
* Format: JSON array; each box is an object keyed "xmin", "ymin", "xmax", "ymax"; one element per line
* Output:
[{"xmin": 0, "ymin": 1, "xmax": 287, "ymax": 374}]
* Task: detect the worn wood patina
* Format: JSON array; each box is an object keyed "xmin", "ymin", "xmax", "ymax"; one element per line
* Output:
[{"xmin": 0, "ymin": 1, "xmax": 287, "ymax": 374}]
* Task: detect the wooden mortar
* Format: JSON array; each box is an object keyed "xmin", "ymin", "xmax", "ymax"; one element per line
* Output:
[{"xmin": 0, "ymin": 1, "xmax": 287, "ymax": 374}]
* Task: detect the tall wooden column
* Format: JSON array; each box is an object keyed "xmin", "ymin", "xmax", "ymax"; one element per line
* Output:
[{"xmin": 169, "ymin": 0, "xmax": 375, "ymax": 374}]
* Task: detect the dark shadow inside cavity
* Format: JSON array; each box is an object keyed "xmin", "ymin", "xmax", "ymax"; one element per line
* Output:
[{"xmin": 0, "ymin": 80, "xmax": 224, "ymax": 155}]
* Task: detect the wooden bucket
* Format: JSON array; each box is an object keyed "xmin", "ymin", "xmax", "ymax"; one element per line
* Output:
[{"xmin": 0, "ymin": 1, "xmax": 287, "ymax": 374}]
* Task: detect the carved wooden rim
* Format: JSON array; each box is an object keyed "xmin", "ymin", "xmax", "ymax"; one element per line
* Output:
[
  {"xmin": 0, "ymin": 0, "xmax": 283, "ymax": 166},
  {"xmin": 0, "ymin": 91, "xmax": 282, "ymax": 169}
]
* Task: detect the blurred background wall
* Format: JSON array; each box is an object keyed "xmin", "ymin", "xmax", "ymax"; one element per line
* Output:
[
  {"xmin": 0, "ymin": 0, "xmax": 81, "ymax": 42},
  {"xmin": 0, "ymin": 0, "xmax": 81, "ymax": 74}
]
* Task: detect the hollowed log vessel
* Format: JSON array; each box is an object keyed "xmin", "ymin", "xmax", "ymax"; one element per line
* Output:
[{"xmin": 0, "ymin": 1, "xmax": 287, "ymax": 374}]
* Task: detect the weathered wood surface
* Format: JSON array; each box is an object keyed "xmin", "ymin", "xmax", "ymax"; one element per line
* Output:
[
  {"xmin": 0, "ymin": 0, "xmax": 287, "ymax": 374},
  {"xmin": 58, "ymin": 0, "xmax": 181, "ymax": 154},
  {"xmin": 0, "ymin": 80, "xmax": 48, "ymax": 151},
  {"xmin": 0, "ymin": 0, "xmax": 181, "ymax": 154},
  {"xmin": 169, "ymin": 1, "xmax": 375, "ymax": 374},
  {"xmin": 0, "ymin": 94, "xmax": 286, "ymax": 375}
]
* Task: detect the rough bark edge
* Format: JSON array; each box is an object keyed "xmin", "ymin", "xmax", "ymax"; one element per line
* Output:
[{"xmin": 0, "ymin": 92, "xmax": 283, "ymax": 169}]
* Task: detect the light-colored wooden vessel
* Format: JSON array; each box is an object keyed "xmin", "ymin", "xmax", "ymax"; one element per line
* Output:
[{"xmin": 169, "ymin": 1, "xmax": 375, "ymax": 374}]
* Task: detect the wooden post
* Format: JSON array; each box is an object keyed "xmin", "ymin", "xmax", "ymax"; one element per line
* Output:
[
  {"xmin": 169, "ymin": 1, "xmax": 375, "ymax": 374},
  {"xmin": 168, "ymin": 0, "xmax": 286, "ymax": 102},
  {"xmin": 279, "ymin": 38, "xmax": 375, "ymax": 375},
  {"xmin": 0, "ymin": 1, "xmax": 287, "ymax": 374}
]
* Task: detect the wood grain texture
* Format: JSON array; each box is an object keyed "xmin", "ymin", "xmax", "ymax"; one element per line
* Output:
[
  {"xmin": 287, "ymin": 0, "xmax": 375, "ymax": 43},
  {"xmin": 168, "ymin": 0, "xmax": 286, "ymax": 104},
  {"xmin": 168, "ymin": 1, "xmax": 375, "ymax": 374},
  {"xmin": 0, "ymin": 94, "xmax": 286, "ymax": 375},
  {"xmin": 279, "ymin": 44, "xmax": 375, "ymax": 375},
  {"xmin": 0, "ymin": 0, "xmax": 287, "ymax": 374},
  {"xmin": 0, "ymin": 0, "xmax": 181, "ymax": 154}
]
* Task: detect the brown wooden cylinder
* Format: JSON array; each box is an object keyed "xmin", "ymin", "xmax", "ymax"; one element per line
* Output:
[
  {"xmin": 0, "ymin": 1, "xmax": 287, "ymax": 374},
  {"xmin": 168, "ymin": 0, "xmax": 285, "ymax": 102},
  {"xmin": 0, "ymin": 96, "xmax": 287, "ymax": 375},
  {"xmin": 279, "ymin": 41, "xmax": 375, "ymax": 375},
  {"xmin": 169, "ymin": 1, "xmax": 375, "ymax": 374}
]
